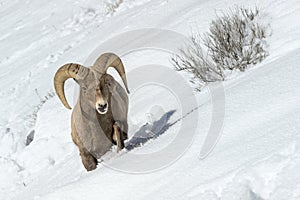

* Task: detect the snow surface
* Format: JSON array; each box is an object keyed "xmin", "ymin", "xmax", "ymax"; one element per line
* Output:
[{"xmin": 0, "ymin": 0, "xmax": 300, "ymax": 199}]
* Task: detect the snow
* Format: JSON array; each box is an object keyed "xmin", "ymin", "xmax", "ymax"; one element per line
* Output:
[{"xmin": 0, "ymin": 0, "xmax": 300, "ymax": 199}]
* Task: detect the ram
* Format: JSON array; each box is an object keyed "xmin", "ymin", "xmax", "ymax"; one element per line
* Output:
[{"xmin": 54, "ymin": 53, "xmax": 129, "ymax": 171}]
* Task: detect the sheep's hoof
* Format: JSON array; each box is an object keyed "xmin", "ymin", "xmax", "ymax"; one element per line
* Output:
[{"xmin": 82, "ymin": 154, "xmax": 97, "ymax": 171}]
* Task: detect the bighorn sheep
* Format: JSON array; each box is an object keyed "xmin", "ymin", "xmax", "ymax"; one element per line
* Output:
[{"xmin": 54, "ymin": 53, "xmax": 129, "ymax": 171}]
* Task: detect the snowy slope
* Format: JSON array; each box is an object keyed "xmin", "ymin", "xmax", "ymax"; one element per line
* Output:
[{"xmin": 0, "ymin": 0, "xmax": 300, "ymax": 199}]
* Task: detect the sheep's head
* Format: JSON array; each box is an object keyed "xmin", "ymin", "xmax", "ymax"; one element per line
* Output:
[
  {"xmin": 95, "ymin": 74, "xmax": 116, "ymax": 114},
  {"xmin": 54, "ymin": 53, "xmax": 129, "ymax": 113}
]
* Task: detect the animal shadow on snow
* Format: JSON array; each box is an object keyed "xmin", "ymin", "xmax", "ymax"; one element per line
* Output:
[{"xmin": 125, "ymin": 110, "xmax": 176, "ymax": 151}]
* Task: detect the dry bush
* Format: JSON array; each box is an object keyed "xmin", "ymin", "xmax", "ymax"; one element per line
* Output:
[
  {"xmin": 172, "ymin": 34, "xmax": 225, "ymax": 90},
  {"xmin": 171, "ymin": 7, "xmax": 271, "ymax": 90}
]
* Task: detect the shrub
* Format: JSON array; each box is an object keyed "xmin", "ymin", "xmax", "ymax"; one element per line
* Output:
[
  {"xmin": 171, "ymin": 33, "xmax": 225, "ymax": 90},
  {"xmin": 171, "ymin": 7, "xmax": 271, "ymax": 90}
]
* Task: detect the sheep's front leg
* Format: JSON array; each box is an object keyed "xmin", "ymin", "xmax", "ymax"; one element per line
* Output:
[
  {"xmin": 113, "ymin": 121, "xmax": 124, "ymax": 152},
  {"xmin": 72, "ymin": 130, "xmax": 97, "ymax": 171},
  {"xmin": 79, "ymin": 147, "xmax": 98, "ymax": 171}
]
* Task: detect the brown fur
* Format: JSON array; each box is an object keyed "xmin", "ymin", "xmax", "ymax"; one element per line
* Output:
[{"xmin": 54, "ymin": 53, "xmax": 129, "ymax": 171}]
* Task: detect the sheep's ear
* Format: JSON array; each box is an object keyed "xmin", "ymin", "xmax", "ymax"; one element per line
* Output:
[
  {"xmin": 105, "ymin": 76, "xmax": 117, "ymax": 92},
  {"xmin": 73, "ymin": 78, "xmax": 86, "ymax": 88},
  {"xmin": 74, "ymin": 68, "xmax": 94, "ymax": 86},
  {"xmin": 73, "ymin": 78, "xmax": 79, "ymax": 84}
]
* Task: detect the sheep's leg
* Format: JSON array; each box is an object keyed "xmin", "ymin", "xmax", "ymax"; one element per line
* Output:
[
  {"xmin": 72, "ymin": 131, "xmax": 97, "ymax": 171},
  {"xmin": 122, "ymin": 122, "xmax": 128, "ymax": 141},
  {"xmin": 79, "ymin": 147, "xmax": 98, "ymax": 171},
  {"xmin": 71, "ymin": 124, "xmax": 98, "ymax": 171},
  {"xmin": 113, "ymin": 121, "xmax": 124, "ymax": 152}
]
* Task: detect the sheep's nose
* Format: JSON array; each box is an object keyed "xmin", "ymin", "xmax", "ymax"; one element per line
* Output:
[
  {"xmin": 98, "ymin": 104, "xmax": 107, "ymax": 111},
  {"xmin": 99, "ymin": 104, "xmax": 107, "ymax": 109}
]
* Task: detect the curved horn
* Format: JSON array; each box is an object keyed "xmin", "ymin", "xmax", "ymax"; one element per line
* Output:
[
  {"xmin": 92, "ymin": 53, "xmax": 130, "ymax": 93},
  {"xmin": 54, "ymin": 63, "xmax": 89, "ymax": 109}
]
